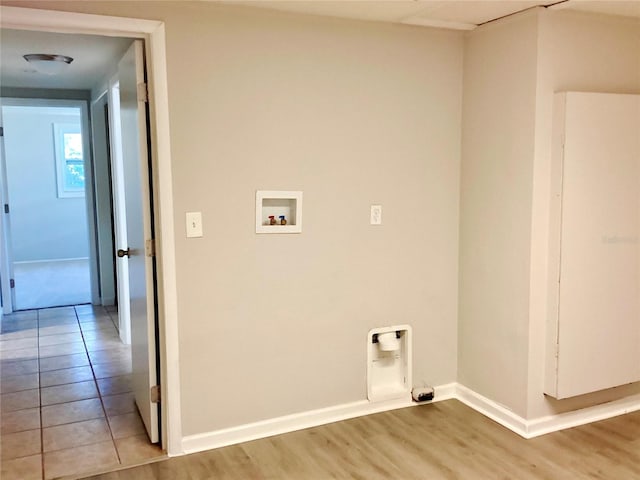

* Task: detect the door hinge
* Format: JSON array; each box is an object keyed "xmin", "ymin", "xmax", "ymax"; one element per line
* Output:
[
  {"xmin": 4, "ymin": 204, "xmax": 9, "ymax": 214},
  {"xmin": 137, "ymin": 82, "xmax": 149, "ymax": 103},
  {"xmin": 0, "ymin": 126, "xmax": 4, "ymax": 136},
  {"xmin": 145, "ymin": 238, "xmax": 156, "ymax": 257},
  {"xmin": 9, "ymin": 278, "xmax": 15, "ymax": 289},
  {"xmin": 150, "ymin": 385, "xmax": 161, "ymax": 403}
]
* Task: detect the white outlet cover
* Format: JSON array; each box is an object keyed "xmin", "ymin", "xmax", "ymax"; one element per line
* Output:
[{"xmin": 370, "ymin": 205, "xmax": 382, "ymax": 225}]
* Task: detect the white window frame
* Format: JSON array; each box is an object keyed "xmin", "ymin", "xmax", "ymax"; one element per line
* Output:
[{"xmin": 53, "ymin": 122, "xmax": 85, "ymax": 198}]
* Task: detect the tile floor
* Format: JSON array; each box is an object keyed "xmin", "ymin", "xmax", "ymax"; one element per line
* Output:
[{"xmin": 0, "ymin": 305, "xmax": 164, "ymax": 480}]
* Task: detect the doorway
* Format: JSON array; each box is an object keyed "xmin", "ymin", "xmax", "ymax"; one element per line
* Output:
[
  {"xmin": 1, "ymin": 100, "xmax": 93, "ymax": 311},
  {"xmin": 0, "ymin": 41, "xmax": 164, "ymax": 478},
  {"xmin": 0, "ymin": 2, "xmax": 181, "ymax": 463},
  {"xmin": 0, "ymin": 22, "xmax": 169, "ymax": 477}
]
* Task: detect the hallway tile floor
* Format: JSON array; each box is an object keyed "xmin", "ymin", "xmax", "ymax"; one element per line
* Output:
[{"xmin": 0, "ymin": 305, "xmax": 164, "ymax": 480}]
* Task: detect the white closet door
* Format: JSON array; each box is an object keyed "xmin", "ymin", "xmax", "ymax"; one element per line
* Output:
[
  {"xmin": 546, "ymin": 92, "xmax": 640, "ymax": 398},
  {"xmin": 547, "ymin": 92, "xmax": 640, "ymax": 399}
]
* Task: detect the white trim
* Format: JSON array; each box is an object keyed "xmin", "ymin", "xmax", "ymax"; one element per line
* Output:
[
  {"xmin": 455, "ymin": 383, "xmax": 640, "ymax": 439},
  {"xmin": 145, "ymin": 23, "xmax": 183, "ymax": 456},
  {"xmin": 183, "ymin": 382, "xmax": 640, "ymax": 455},
  {"xmin": 13, "ymin": 257, "xmax": 89, "ymax": 265},
  {"xmin": 0, "ymin": 103, "xmax": 14, "ymax": 314},
  {"xmin": 182, "ymin": 383, "xmax": 456, "ymax": 454},
  {"xmin": 0, "ymin": 6, "xmax": 157, "ymax": 37},
  {"xmin": 455, "ymin": 384, "xmax": 530, "ymax": 436},
  {"xmin": 53, "ymin": 122, "xmax": 85, "ymax": 199},
  {"xmin": 400, "ymin": 17, "xmax": 477, "ymax": 31},
  {"xmin": 182, "ymin": 398, "xmax": 412, "ymax": 454},
  {"xmin": 0, "ymin": 5, "xmax": 182, "ymax": 456},
  {"xmin": 526, "ymin": 393, "xmax": 640, "ymax": 438},
  {"xmin": 433, "ymin": 382, "xmax": 457, "ymax": 401}
]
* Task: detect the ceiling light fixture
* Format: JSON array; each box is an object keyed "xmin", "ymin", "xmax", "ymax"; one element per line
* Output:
[{"xmin": 23, "ymin": 54, "xmax": 74, "ymax": 76}]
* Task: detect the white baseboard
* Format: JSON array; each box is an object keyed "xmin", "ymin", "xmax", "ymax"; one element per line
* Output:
[
  {"xmin": 182, "ymin": 383, "xmax": 459, "ymax": 454},
  {"xmin": 526, "ymin": 393, "xmax": 640, "ymax": 438},
  {"xmin": 433, "ymin": 382, "xmax": 458, "ymax": 401},
  {"xmin": 100, "ymin": 296, "xmax": 116, "ymax": 306},
  {"xmin": 180, "ymin": 382, "xmax": 640, "ymax": 454},
  {"xmin": 455, "ymin": 384, "xmax": 530, "ymax": 437},
  {"xmin": 13, "ymin": 257, "xmax": 90, "ymax": 265},
  {"xmin": 182, "ymin": 396, "xmax": 412, "ymax": 454},
  {"xmin": 455, "ymin": 383, "xmax": 640, "ymax": 439}
]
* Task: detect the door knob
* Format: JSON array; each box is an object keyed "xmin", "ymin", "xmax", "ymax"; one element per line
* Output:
[{"xmin": 117, "ymin": 248, "xmax": 130, "ymax": 258}]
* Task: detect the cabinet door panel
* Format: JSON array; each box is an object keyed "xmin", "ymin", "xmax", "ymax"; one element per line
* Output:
[{"xmin": 550, "ymin": 92, "xmax": 640, "ymax": 399}]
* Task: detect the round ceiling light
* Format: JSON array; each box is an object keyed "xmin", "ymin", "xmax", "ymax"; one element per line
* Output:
[{"xmin": 23, "ymin": 54, "xmax": 74, "ymax": 75}]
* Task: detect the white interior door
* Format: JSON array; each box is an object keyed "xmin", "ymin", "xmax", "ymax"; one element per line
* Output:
[
  {"xmin": 118, "ymin": 40, "xmax": 159, "ymax": 443},
  {"xmin": 108, "ymin": 81, "xmax": 132, "ymax": 346}
]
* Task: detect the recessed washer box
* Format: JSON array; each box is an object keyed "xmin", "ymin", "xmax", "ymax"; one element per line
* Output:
[{"xmin": 256, "ymin": 191, "xmax": 302, "ymax": 234}]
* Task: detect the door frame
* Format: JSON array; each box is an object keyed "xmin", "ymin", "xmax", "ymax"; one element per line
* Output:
[
  {"xmin": 92, "ymin": 83, "xmax": 133, "ymax": 347},
  {"xmin": 0, "ymin": 107, "xmax": 15, "ymax": 314},
  {"xmin": 0, "ymin": 5, "xmax": 182, "ymax": 455}
]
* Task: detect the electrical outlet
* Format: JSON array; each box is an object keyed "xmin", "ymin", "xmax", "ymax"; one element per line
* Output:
[{"xmin": 370, "ymin": 205, "xmax": 382, "ymax": 225}]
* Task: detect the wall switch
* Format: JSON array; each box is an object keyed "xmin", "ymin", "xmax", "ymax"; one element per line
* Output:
[
  {"xmin": 186, "ymin": 212, "xmax": 203, "ymax": 238},
  {"xmin": 370, "ymin": 205, "xmax": 382, "ymax": 225}
]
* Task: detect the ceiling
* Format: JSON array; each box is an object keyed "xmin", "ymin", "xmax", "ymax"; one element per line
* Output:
[
  {"xmin": 227, "ymin": 0, "xmax": 640, "ymax": 29},
  {"xmin": 230, "ymin": 0, "xmax": 556, "ymax": 29},
  {"xmin": 0, "ymin": 1, "xmax": 638, "ymax": 91},
  {"xmin": 0, "ymin": 29, "xmax": 133, "ymax": 91}
]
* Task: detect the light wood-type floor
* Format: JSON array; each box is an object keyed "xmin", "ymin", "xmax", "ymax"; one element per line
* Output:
[{"xmin": 85, "ymin": 399, "xmax": 640, "ymax": 480}]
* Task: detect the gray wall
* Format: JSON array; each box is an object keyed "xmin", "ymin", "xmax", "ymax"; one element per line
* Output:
[
  {"xmin": 20, "ymin": 1, "xmax": 463, "ymax": 436},
  {"xmin": 459, "ymin": 11, "xmax": 538, "ymax": 418},
  {"xmin": 0, "ymin": 87, "xmax": 90, "ymax": 101},
  {"xmin": 459, "ymin": 8, "xmax": 640, "ymax": 421},
  {"xmin": 2, "ymin": 104, "xmax": 90, "ymax": 262}
]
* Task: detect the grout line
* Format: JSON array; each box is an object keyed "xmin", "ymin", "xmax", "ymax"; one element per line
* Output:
[
  {"xmin": 77, "ymin": 305, "xmax": 124, "ymax": 467},
  {"xmin": 37, "ymin": 309, "xmax": 45, "ymax": 480}
]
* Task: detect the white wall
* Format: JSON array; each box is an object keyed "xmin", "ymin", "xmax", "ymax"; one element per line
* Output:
[{"xmin": 2, "ymin": 104, "xmax": 90, "ymax": 262}]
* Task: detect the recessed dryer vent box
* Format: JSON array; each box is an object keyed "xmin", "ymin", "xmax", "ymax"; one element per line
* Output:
[
  {"xmin": 367, "ymin": 325, "xmax": 412, "ymax": 402},
  {"xmin": 256, "ymin": 191, "xmax": 302, "ymax": 234}
]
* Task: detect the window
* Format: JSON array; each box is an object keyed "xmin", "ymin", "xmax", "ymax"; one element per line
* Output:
[{"xmin": 54, "ymin": 123, "xmax": 85, "ymax": 198}]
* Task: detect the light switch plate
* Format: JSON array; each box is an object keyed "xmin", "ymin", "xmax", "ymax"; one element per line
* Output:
[{"xmin": 186, "ymin": 211, "xmax": 203, "ymax": 238}]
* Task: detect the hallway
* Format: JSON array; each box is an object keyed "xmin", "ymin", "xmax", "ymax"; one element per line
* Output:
[{"xmin": 0, "ymin": 305, "xmax": 164, "ymax": 480}]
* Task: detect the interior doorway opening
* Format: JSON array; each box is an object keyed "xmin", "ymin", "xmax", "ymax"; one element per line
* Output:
[
  {"xmin": 0, "ymin": 5, "xmax": 182, "ymax": 468},
  {"xmin": 1, "ymin": 100, "xmax": 95, "ymax": 311},
  {"xmin": 0, "ymin": 24, "xmax": 167, "ymax": 479}
]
